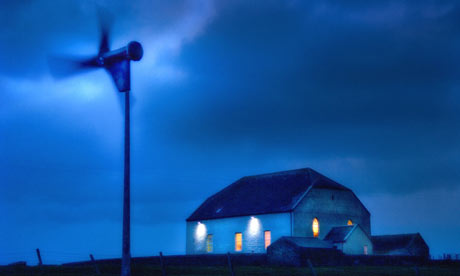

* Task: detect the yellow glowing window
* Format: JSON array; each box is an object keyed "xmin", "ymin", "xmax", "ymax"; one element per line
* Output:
[
  {"xmin": 235, "ymin": 233, "xmax": 242, "ymax": 251},
  {"xmin": 206, "ymin": 234, "xmax": 213, "ymax": 252},
  {"xmin": 264, "ymin": 231, "xmax": 271, "ymax": 249},
  {"xmin": 347, "ymin": 220, "xmax": 353, "ymax": 226},
  {"xmin": 312, "ymin": 218, "xmax": 319, "ymax": 238}
]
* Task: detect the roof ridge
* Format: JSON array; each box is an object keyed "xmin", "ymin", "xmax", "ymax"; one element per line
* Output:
[
  {"xmin": 343, "ymin": 224, "xmax": 358, "ymax": 241},
  {"xmin": 243, "ymin": 167, "xmax": 313, "ymax": 178},
  {"xmin": 372, "ymin": 233, "xmax": 420, "ymax": 238}
]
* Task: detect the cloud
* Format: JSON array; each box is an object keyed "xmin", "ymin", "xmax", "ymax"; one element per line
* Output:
[
  {"xmin": 141, "ymin": 0, "xmax": 460, "ymax": 195},
  {"xmin": 2, "ymin": 0, "xmax": 460, "ymax": 262}
]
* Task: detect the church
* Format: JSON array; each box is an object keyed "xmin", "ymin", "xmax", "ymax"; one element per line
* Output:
[{"xmin": 186, "ymin": 168, "xmax": 429, "ymax": 257}]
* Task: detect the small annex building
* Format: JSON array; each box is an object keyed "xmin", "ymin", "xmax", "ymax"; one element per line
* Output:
[
  {"xmin": 372, "ymin": 233, "xmax": 429, "ymax": 258},
  {"xmin": 266, "ymin": 236, "xmax": 341, "ymax": 266},
  {"xmin": 324, "ymin": 224, "xmax": 373, "ymax": 255},
  {"xmin": 185, "ymin": 168, "xmax": 429, "ymax": 258}
]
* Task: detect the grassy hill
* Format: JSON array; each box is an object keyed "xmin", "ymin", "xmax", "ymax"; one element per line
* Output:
[{"xmin": 1, "ymin": 264, "xmax": 459, "ymax": 276}]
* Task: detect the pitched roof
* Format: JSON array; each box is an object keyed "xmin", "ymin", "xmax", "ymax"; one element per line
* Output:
[
  {"xmin": 280, "ymin": 236, "xmax": 334, "ymax": 249},
  {"xmin": 324, "ymin": 225, "xmax": 356, "ymax": 243},
  {"xmin": 371, "ymin": 233, "xmax": 425, "ymax": 253},
  {"xmin": 187, "ymin": 168, "xmax": 351, "ymax": 221}
]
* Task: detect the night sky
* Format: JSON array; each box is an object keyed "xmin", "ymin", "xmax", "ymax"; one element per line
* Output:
[{"xmin": 1, "ymin": 0, "xmax": 460, "ymax": 264}]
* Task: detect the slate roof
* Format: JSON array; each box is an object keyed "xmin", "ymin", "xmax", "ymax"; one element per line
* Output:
[
  {"xmin": 280, "ymin": 236, "xmax": 334, "ymax": 249},
  {"xmin": 324, "ymin": 225, "xmax": 357, "ymax": 243},
  {"xmin": 371, "ymin": 233, "xmax": 426, "ymax": 253},
  {"xmin": 187, "ymin": 168, "xmax": 353, "ymax": 221}
]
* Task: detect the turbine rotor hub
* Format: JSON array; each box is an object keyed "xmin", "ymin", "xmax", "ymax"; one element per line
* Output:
[{"xmin": 127, "ymin": 41, "xmax": 143, "ymax": 61}]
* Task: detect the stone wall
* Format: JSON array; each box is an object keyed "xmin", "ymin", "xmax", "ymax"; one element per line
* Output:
[
  {"xmin": 186, "ymin": 212, "xmax": 291, "ymax": 254},
  {"xmin": 292, "ymin": 188, "xmax": 371, "ymax": 238}
]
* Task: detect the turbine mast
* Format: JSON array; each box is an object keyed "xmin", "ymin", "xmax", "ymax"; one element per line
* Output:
[{"xmin": 121, "ymin": 90, "xmax": 131, "ymax": 276}]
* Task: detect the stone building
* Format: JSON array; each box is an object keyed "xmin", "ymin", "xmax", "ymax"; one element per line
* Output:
[
  {"xmin": 186, "ymin": 168, "xmax": 370, "ymax": 254},
  {"xmin": 185, "ymin": 168, "xmax": 428, "ymax": 257}
]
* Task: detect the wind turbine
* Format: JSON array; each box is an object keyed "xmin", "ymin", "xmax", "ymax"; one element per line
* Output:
[{"xmin": 49, "ymin": 14, "xmax": 143, "ymax": 276}]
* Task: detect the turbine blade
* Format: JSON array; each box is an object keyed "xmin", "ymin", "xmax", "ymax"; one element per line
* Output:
[
  {"xmin": 48, "ymin": 55, "xmax": 100, "ymax": 79},
  {"xmin": 97, "ymin": 8, "xmax": 113, "ymax": 54},
  {"xmin": 99, "ymin": 22, "xmax": 110, "ymax": 54}
]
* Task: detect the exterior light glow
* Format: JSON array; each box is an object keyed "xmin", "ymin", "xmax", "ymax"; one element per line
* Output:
[
  {"xmin": 248, "ymin": 216, "xmax": 261, "ymax": 236},
  {"xmin": 195, "ymin": 222, "xmax": 207, "ymax": 240},
  {"xmin": 347, "ymin": 219, "xmax": 353, "ymax": 226}
]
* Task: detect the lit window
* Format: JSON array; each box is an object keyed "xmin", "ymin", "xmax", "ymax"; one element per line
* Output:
[
  {"xmin": 312, "ymin": 218, "xmax": 319, "ymax": 238},
  {"xmin": 235, "ymin": 233, "xmax": 242, "ymax": 251},
  {"xmin": 347, "ymin": 220, "xmax": 353, "ymax": 226},
  {"xmin": 364, "ymin": 245, "xmax": 368, "ymax": 255},
  {"xmin": 264, "ymin": 231, "xmax": 271, "ymax": 249},
  {"xmin": 206, "ymin": 234, "xmax": 213, "ymax": 252}
]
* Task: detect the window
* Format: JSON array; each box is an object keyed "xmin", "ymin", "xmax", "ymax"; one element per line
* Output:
[
  {"xmin": 364, "ymin": 245, "xmax": 368, "ymax": 255},
  {"xmin": 264, "ymin": 231, "xmax": 271, "ymax": 249},
  {"xmin": 312, "ymin": 218, "xmax": 319, "ymax": 238},
  {"xmin": 206, "ymin": 234, "xmax": 213, "ymax": 253},
  {"xmin": 235, "ymin": 233, "xmax": 242, "ymax": 251},
  {"xmin": 347, "ymin": 219, "xmax": 353, "ymax": 226}
]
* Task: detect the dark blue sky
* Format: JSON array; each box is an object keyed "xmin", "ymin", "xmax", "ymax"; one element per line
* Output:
[{"xmin": 1, "ymin": 0, "xmax": 460, "ymax": 264}]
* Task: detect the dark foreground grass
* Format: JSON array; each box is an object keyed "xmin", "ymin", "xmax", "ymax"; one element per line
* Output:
[{"xmin": 1, "ymin": 264, "xmax": 459, "ymax": 276}]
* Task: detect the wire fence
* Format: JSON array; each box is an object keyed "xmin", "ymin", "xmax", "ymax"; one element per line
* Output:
[
  {"xmin": 0, "ymin": 249, "xmax": 119, "ymax": 266},
  {"xmin": 2, "ymin": 249, "xmax": 460, "ymax": 266}
]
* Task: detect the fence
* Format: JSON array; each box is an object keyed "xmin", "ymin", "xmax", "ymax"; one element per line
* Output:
[{"xmin": 2, "ymin": 248, "xmax": 460, "ymax": 275}]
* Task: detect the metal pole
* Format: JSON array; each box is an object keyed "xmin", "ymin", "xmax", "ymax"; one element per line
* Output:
[
  {"xmin": 227, "ymin": 252, "xmax": 234, "ymax": 276},
  {"xmin": 36, "ymin": 248, "xmax": 42, "ymax": 266},
  {"xmin": 90, "ymin": 254, "xmax": 101, "ymax": 275},
  {"xmin": 121, "ymin": 91, "xmax": 131, "ymax": 276},
  {"xmin": 307, "ymin": 259, "xmax": 317, "ymax": 276},
  {"xmin": 159, "ymin": 252, "xmax": 166, "ymax": 276}
]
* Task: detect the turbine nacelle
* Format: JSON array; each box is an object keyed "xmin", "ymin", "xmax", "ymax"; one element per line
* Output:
[
  {"xmin": 93, "ymin": 41, "xmax": 143, "ymax": 92},
  {"xmin": 98, "ymin": 41, "xmax": 143, "ymax": 66}
]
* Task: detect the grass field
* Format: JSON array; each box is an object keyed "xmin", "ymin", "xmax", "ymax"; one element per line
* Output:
[{"xmin": 1, "ymin": 264, "xmax": 459, "ymax": 276}]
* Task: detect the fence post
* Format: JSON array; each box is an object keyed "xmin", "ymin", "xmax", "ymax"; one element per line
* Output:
[
  {"xmin": 227, "ymin": 252, "xmax": 235, "ymax": 276},
  {"xmin": 90, "ymin": 254, "xmax": 101, "ymax": 275},
  {"xmin": 159, "ymin": 251, "xmax": 166, "ymax": 276},
  {"xmin": 36, "ymin": 248, "xmax": 42, "ymax": 266},
  {"xmin": 306, "ymin": 259, "xmax": 317, "ymax": 276}
]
